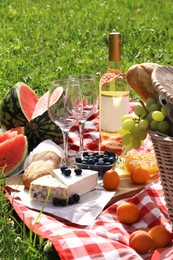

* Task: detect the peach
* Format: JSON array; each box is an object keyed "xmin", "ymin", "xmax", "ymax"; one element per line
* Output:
[
  {"xmin": 148, "ymin": 225, "xmax": 173, "ymax": 249},
  {"xmin": 117, "ymin": 202, "xmax": 140, "ymax": 224},
  {"xmin": 129, "ymin": 230, "xmax": 154, "ymax": 254}
]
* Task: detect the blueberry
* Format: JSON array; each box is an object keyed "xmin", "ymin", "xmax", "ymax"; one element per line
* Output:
[
  {"xmin": 81, "ymin": 159, "xmax": 88, "ymax": 164},
  {"xmin": 98, "ymin": 157, "xmax": 104, "ymax": 163},
  {"xmin": 103, "ymin": 157, "xmax": 109, "ymax": 163},
  {"xmin": 60, "ymin": 199, "xmax": 67, "ymax": 206},
  {"xmin": 52, "ymin": 197, "xmax": 61, "ymax": 206},
  {"xmin": 88, "ymin": 158, "xmax": 95, "ymax": 165},
  {"xmin": 68, "ymin": 196, "xmax": 75, "ymax": 205},
  {"xmin": 74, "ymin": 168, "xmax": 82, "ymax": 175},
  {"xmin": 104, "ymin": 150, "xmax": 110, "ymax": 156},
  {"xmin": 108, "ymin": 157, "xmax": 116, "ymax": 164},
  {"xmin": 60, "ymin": 165, "xmax": 68, "ymax": 173},
  {"xmin": 95, "ymin": 154, "xmax": 100, "ymax": 160},
  {"xmin": 83, "ymin": 156, "xmax": 90, "ymax": 160},
  {"xmin": 98, "ymin": 160, "xmax": 104, "ymax": 165},
  {"xmin": 63, "ymin": 168, "xmax": 71, "ymax": 176},
  {"xmin": 72, "ymin": 194, "xmax": 80, "ymax": 202},
  {"xmin": 75, "ymin": 157, "xmax": 82, "ymax": 163},
  {"xmin": 109, "ymin": 151, "xmax": 116, "ymax": 157},
  {"xmin": 105, "ymin": 162, "xmax": 111, "ymax": 165},
  {"xmin": 83, "ymin": 151, "xmax": 89, "ymax": 157}
]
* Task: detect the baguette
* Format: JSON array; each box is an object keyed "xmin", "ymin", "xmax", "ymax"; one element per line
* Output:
[
  {"xmin": 23, "ymin": 151, "xmax": 61, "ymax": 189},
  {"xmin": 127, "ymin": 62, "xmax": 162, "ymax": 101}
]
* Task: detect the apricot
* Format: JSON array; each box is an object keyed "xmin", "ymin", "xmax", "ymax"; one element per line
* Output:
[
  {"xmin": 130, "ymin": 165, "xmax": 150, "ymax": 184},
  {"xmin": 117, "ymin": 202, "xmax": 140, "ymax": 224},
  {"xmin": 148, "ymin": 225, "xmax": 173, "ymax": 249},
  {"xmin": 103, "ymin": 169, "xmax": 120, "ymax": 191},
  {"xmin": 129, "ymin": 230, "xmax": 154, "ymax": 254}
]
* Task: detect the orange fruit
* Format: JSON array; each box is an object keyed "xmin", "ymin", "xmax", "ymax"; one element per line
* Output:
[
  {"xmin": 103, "ymin": 169, "xmax": 120, "ymax": 191},
  {"xmin": 117, "ymin": 202, "xmax": 140, "ymax": 224},
  {"xmin": 129, "ymin": 230, "xmax": 154, "ymax": 254},
  {"xmin": 148, "ymin": 225, "xmax": 173, "ymax": 249},
  {"xmin": 130, "ymin": 165, "xmax": 150, "ymax": 184}
]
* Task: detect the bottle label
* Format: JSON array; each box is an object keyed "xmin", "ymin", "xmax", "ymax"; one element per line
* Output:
[
  {"xmin": 99, "ymin": 71, "xmax": 129, "ymax": 155},
  {"xmin": 101, "ymin": 91, "xmax": 129, "ymax": 132}
]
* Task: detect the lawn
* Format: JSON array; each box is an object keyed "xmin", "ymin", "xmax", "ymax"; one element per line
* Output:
[{"xmin": 0, "ymin": 0, "xmax": 173, "ymax": 258}]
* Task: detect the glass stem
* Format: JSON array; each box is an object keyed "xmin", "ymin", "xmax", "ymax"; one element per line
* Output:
[
  {"xmin": 62, "ymin": 129, "xmax": 69, "ymax": 166},
  {"xmin": 79, "ymin": 120, "xmax": 85, "ymax": 152}
]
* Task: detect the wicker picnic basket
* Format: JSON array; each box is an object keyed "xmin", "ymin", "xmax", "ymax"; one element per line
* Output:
[
  {"xmin": 148, "ymin": 129, "xmax": 173, "ymax": 226},
  {"xmin": 149, "ymin": 65, "xmax": 173, "ymax": 226}
]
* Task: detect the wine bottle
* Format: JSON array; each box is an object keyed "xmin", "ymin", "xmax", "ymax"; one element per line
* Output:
[{"xmin": 99, "ymin": 32, "xmax": 129, "ymax": 155}]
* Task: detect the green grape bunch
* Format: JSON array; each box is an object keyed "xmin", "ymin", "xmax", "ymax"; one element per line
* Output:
[{"xmin": 118, "ymin": 97, "xmax": 173, "ymax": 151}]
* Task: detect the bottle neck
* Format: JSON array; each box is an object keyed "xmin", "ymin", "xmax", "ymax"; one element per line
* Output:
[
  {"xmin": 107, "ymin": 60, "xmax": 122, "ymax": 73},
  {"xmin": 108, "ymin": 32, "xmax": 122, "ymax": 72}
]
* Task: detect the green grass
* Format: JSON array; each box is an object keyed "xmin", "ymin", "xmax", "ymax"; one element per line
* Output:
[{"xmin": 0, "ymin": 0, "xmax": 173, "ymax": 258}]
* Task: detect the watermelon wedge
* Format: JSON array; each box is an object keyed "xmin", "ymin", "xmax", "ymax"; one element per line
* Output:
[
  {"xmin": 0, "ymin": 82, "xmax": 63, "ymax": 151},
  {"xmin": 0, "ymin": 131, "xmax": 18, "ymax": 143},
  {"xmin": 0, "ymin": 134, "xmax": 28, "ymax": 179},
  {"xmin": 9, "ymin": 126, "xmax": 25, "ymax": 135}
]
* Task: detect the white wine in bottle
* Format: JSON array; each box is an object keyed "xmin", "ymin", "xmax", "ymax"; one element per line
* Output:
[{"xmin": 99, "ymin": 32, "xmax": 129, "ymax": 155}]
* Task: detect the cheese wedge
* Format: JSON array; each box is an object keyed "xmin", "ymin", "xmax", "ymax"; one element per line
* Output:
[
  {"xmin": 29, "ymin": 175, "xmax": 69, "ymax": 202},
  {"xmin": 29, "ymin": 168, "xmax": 98, "ymax": 203}
]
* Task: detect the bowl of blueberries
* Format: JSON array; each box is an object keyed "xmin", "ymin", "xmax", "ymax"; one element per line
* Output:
[{"xmin": 75, "ymin": 150, "xmax": 118, "ymax": 177}]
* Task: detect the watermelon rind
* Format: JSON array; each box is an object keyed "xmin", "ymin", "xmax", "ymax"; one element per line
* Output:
[
  {"xmin": 9, "ymin": 126, "xmax": 25, "ymax": 135},
  {"xmin": 0, "ymin": 82, "xmax": 63, "ymax": 151},
  {"xmin": 26, "ymin": 110, "xmax": 62, "ymax": 151},
  {"xmin": 0, "ymin": 83, "xmax": 31, "ymax": 129},
  {"xmin": 0, "ymin": 134, "xmax": 28, "ymax": 179}
]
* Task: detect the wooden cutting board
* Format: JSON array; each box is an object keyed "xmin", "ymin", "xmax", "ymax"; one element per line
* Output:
[
  {"xmin": 105, "ymin": 173, "xmax": 159, "ymax": 208},
  {"xmin": 5, "ymin": 172, "xmax": 159, "ymax": 209}
]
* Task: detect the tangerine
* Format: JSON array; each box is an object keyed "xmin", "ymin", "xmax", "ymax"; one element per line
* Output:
[
  {"xmin": 130, "ymin": 165, "xmax": 150, "ymax": 184},
  {"xmin": 129, "ymin": 230, "xmax": 154, "ymax": 254},
  {"xmin": 103, "ymin": 169, "xmax": 120, "ymax": 191},
  {"xmin": 117, "ymin": 202, "xmax": 140, "ymax": 224},
  {"xmin": 148, "ymin": 225, "xmax": 173, "ymax": 249}
]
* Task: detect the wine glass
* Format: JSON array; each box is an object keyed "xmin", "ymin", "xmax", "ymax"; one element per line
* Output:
[
  {"xmin": 69, "ymin": 74, "xmax": 99, "ymax": 152},
  {"xmin": 48, "ymin": 79, "xmax": 83, "ymax": 166}
]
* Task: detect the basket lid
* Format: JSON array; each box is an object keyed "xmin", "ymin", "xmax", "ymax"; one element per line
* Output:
[{"xmin": 152, "ymin": 66, "xmax": 173, "ymax": 104}]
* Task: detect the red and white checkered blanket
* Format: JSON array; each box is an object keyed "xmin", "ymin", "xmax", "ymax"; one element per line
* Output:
[
  {"xmin": 5, "ymin": 102, "xmax": 173, "ymax": 259},
  {"xmin": 6, "ymin": 180, "xmax": 173, "ymax": 260}
]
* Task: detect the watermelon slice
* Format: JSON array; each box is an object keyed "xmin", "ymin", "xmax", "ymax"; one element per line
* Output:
[
  {"xmin": 0, "ymin": 82, "xmax": 63, "ymax": 151},
  {"xmin": 0, "ymin": 131, "xmax": 18, "ymax": 143},
  {"xmin": 9, "ymin": 126, "xmax": 25, "ymax": 135},
  {"xmin": 0, "ymin": 134, "xmax": 28, "ymax": 178},
  {"xmin": 31, "ymin": 87, "xmax": 63, "ymax": 119},
  {"xmin": 17, "ymin": 83, "xmax": 39, "ymax": 121}
]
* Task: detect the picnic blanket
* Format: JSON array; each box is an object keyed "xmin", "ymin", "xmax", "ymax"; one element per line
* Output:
[{"xmin": 5, "ymin": 102, "xmax": 173, "ymax": 259}]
